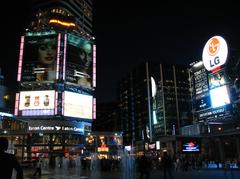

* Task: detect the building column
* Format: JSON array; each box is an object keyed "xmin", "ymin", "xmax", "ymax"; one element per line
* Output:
[
  {"xmin": 217, "ymin": 137, "xmax": 224, "ymax": 162},
  {"xmin": 236, "ymin": 136, "xmax": 240, "ymax": 160}
]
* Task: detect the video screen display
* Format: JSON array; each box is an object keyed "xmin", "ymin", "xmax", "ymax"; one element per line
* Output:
[
  {"xmin": 195, "ymin": 95, "xmax": 211, "ymax": 111},
  {"xmin": 208, "ymin": 70, "xmax": 226, "ymax": 90},
  {"xmin": 210, "ymin": 85, "xmax": 230, "ymax": 108},
  {"xmin": 193, "ymin": 68, "xmax": 209, "ymax": 95},
  {"xmin": 19, "ymin": 90, "xmax": 55, "ymax": 116},
  {"xmin": 182, "ymin": 138, "xmax": 201, "ymax": 153},
  {"xmin": 64, "ymin": 91, "xmax": 93, "ymax": 119},
  {"xmin": 21, "ymin": 34, "xmax": 58, "ymax": 82},
  {"xmin": 65, "ymin": 34, "xmax": 93, "ymax": 88}
]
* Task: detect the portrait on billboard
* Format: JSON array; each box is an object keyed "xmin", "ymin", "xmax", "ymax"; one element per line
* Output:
[
  {"xmin": 21, "ymin": 34, "xmax": 58, "ymax": 82},
  {"xmin": 66, "ymin": 34, "xmax": 92, "ymax": 88},
  {"xmin": 208, "ymin": 71, "xmax": 226, "ymax": 89}
]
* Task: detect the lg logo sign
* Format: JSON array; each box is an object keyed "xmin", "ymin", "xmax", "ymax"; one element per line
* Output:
[{"xmin": 202, "ymin": 36, "xmax": 228, "ymax": 71}]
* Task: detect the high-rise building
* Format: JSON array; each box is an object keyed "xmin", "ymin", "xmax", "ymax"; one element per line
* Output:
[
  {"xmin": 93, "ymin": 102, "xmax": 120, "ymax": 132},
  {"xmin": 119, "ymin": 62, "xmax": 191, "ymax": 149},
  {"xmin": 31, "ymin": 0, "xmax": 93, "ymax": 36},
  {"xmin": 1, "ymin": 0, "xmax": 96, "ymax": 162}
]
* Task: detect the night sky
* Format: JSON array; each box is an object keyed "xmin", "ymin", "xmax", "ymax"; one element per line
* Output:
[{"xmin": 1, "ymin": 1, "xmax": 240, "ymax": 102}]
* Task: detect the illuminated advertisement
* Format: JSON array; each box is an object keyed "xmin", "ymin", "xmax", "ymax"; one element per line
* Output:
[
  {"xmin": 150, "ymin": 74, "xmax": 164, "ymax": 135},
  {"xmin": 193, "ymin": 68, "xmax": 209, "ymax": 95},
  {"xmin": 19, "ymin": 90, "xmax": 55, "ymax": 116},
  {"xmin": 65, "ymin": 34, "xmax": 93, "ymax": 88},
  {"xmin": 210, "ymin": 85, "xmax": 230, "ymax": 108},
  {"xmin": 27, "ymin": 120, "xmax": 89, "ymax": 134},
  {"xmin": 21, "ymin": 33, "xmax": 58, "ymax": 82},
  {"xmin": 182, "ymin": 138, "xmax": 201, "ymax": 153},
  {"xmin": 208, "ymin": 70, "xmax": 226, "ymax": 89},
  {"xmin": 64, "ymin": 91, "xmax": 93, "ymax": 119},
  {"xmin": 202, "ymin": 36, "xmax": 228, "ymax": 71},
  {"xmin": 195, "ymin": 95, "xmax": 211, "ymax": 111}
]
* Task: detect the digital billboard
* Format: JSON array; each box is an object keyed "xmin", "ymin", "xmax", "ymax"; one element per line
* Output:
[
  {"xmin": 19, "ymin": 90, "xmax": 55, "ymax": 116},
  {"xmin": 63, "ymin": 91, "xmax": 93, "ymax": 119},
  {"xmin": 195, "ymin": 95, "xmax": 211, "ymax": 111},
  {"xmin": 65, "ymin": 34, "xmax": 93, "ymax": 88},
  {"xmin": 210, "ymin": 85, "xmax": 230, "ymax": 108},
  {"xmin": 182, "ymin": 138, "xmax": 201, "ymax": 153},
  {"xmin": 208, "ymin": 70, "xmax": 226, "ymax": 89},
  {"xmin": 21, "ymin": 34, "xmax": 58, "ymax": 82},
  {"xmin": 193, "ymin": 68, "xmax": 209, "ymax": 95}
]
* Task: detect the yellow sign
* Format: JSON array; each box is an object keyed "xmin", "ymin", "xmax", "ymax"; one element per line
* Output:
[{"xmin": 49, "ymin": 19, "xmax": 76, "ymax": 27}]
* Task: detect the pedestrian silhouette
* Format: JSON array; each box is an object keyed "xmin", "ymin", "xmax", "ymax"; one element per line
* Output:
[
  {"xmin": 32, "ymin": 157, "xmax": 42, "ymax": 177},
  {"xmin": 0, "ymin": 137, "xmax": 23, "ymax": 179},
  {"xmin": 138, "ymin": 154, "xmax": 151, "ymax": 179},
  {"xmin": 161, "ymin": 151, "xmax": 173, "ymax": 179}
]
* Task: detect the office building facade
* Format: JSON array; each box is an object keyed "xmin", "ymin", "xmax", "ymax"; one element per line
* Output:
[{"xmin": 119, "ymin": 62, "xmax": 191, "ymax": 150}]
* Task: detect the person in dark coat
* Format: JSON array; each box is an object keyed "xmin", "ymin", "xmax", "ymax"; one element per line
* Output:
[
  {"xmin": 161, "ymin": 151, "xmax": 173, "ymax": 179},
  {"xmin": 0, "ymin": 137, "xmax": 23, "ymax": 179},
  {"xmin": 138, "ymin": 154, "xmax": 151, "ymax": 179}
]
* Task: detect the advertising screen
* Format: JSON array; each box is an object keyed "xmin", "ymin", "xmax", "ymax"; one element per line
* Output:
[
  {"xmin": 65, "ymin": 34, "xmax": 93, "ymax": 88},
  {"xmin": 208, "ymin": 70, "xmax": 226, "ymax": 90},
  {"xmin": 182, "ymin": 138, "xmax": 201, "ymax": 153},
  {"xmin": 195, "ymin": 95, "xmax": 211, "ymax": 111},
  {"xmin": 210, "ymin": 85, "xmax": 230, "ymax": 108},
  {"xmin": 193, "ymin": 68, "xmax": 209, "ymax": 95},
  {"xmin": 64, "ymin": 91, "xmax": 93, "ymax": 119},
  {"xmin": 19, "ymin": 90, "xmax": 55, "ymax": 116},
  {"xmin": 21, "ymin": 34, "xmax": 58, "ymax": 82}
]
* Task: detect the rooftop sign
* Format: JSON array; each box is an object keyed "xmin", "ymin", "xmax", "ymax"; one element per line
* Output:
[{"xmin": 202, "ymin": 36, "xmax": 228, "ymax": 71}]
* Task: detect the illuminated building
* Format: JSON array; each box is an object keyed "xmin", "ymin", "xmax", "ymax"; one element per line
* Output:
[
  {"xmin": 85, "ymin": 131, "xmax": 123, "ymax": 159},
  {"xmin": 0, "ymin": 0, "xmax": 96, "ymax": 163},
  {"xmin": 185, "ymin": 36, "xmax": 240, "ymax": 161},
  {"xmin": 119, "ymin": 62, "xmax": 191, "ymax": 151}
]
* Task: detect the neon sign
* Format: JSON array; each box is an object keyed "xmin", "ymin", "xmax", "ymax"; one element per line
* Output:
[{"xmin": 49, "ymin": 19, "xmax": 76, "ymax": 27}]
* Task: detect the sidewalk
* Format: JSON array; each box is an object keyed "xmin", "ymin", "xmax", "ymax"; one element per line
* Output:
[{"xmin": 23, "ymin": 167, "xmax": 240, "ymax": 179}]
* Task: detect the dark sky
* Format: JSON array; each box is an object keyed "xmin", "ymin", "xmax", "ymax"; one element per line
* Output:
[{"xmin": 2, "ymin": 1, "xmax": 240, "ymax": 102}]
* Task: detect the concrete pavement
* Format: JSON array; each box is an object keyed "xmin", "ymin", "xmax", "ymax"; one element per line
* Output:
[{"xmin": 23, "ymin": 167, "xmax": 240, "ymax": 179}]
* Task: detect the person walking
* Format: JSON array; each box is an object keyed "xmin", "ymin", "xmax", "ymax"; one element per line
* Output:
[
  {"xmin": 33, "ymin": 157, "xmax": 42, "ymax": 177},
  {"xmin": 138, "ymin": 153, "xmax": 151, "ymax": 179},
  {"xmin": 0, "ymin": 137, "xmax": 23, "ymax": 179},
  {"xmin": 161, "ymin": 151, "xmax": 173, "ymax": 179}
]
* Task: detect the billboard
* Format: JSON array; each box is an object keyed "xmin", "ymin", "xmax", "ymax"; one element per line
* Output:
[
  {"xmin": 210, "ymin": 85, "xmax": 230, "ymax": 108},
  {"xmin": 195, "ymin": 95, "xmax": 211, "ymax": 111},
  {"xmin": 208, "ymin": 70, "xmax": 226, "ymax": 89},
  {"xmin": 193, "ymin": 68, "xmax": 209, "ymax": 95},
  {"xmin": 202, "ymin": 36, "xmax": 228, "ymax": 71},
  {"xmin": 65, "ymin": 34, "xmax": 93, "ymax": 88},
  {"xmin": 181, "ymin": 138, "xmax": 201, "ymax": 153},
  {"xmin": 64, "ymin": 91, "xmax": 93, "ymax": 119},
  {"xmin": 21, "ymin": 34, "xmax": 58, "ymax": 82},
  {"xmin": 19, "ymin": 90, "xmax": 55, "ymax": 116}
]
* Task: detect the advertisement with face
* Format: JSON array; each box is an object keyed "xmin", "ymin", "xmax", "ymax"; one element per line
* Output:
[
  {"xmin": 208, "ymin": 70, "xmax": 226, "ymax": 90},
  {"xmin": 21, "ymin": 34, "xmax": 58, "ymax": 82},
  {"xmin": 66, "ymin": 34, "xmax": 93, "ymax": 88}
]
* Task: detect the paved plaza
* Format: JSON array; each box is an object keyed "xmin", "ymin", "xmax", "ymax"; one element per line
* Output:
[{"xmin": 22, "ymin": 168, "xmax": 240, "ymax": 179}]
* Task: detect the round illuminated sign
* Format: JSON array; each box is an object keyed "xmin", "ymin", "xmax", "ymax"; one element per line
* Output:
[{"xmin": 202, "ymin": 36, "xmax": 228, "ymax": 71}]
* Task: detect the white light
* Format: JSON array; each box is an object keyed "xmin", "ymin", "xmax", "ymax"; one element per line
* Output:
[
  {"xmin": 193, "ymin": 61, "xmax": 203, "ymax": 68},
  {"xmin": 151, "ymin": 77, "xmax": 157, "ymax": 97}
]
